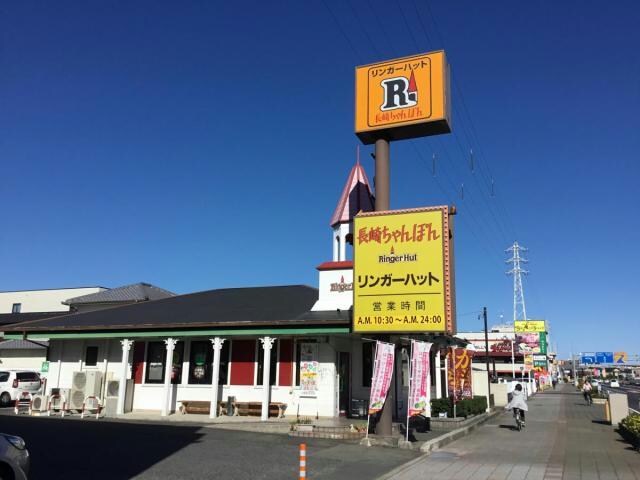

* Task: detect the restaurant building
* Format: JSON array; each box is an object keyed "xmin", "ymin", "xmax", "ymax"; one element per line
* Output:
[{"xmin": 4, "ymin": 163, "xmax": 459, "ymax": 420}]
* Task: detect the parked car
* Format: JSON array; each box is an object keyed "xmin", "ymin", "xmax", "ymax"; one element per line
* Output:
[
  {"xmin": 0, "ymin": 370, "xmax": 42, "ymax": 407},
  {"xmin": 0, "ymin": 433, "xmax": 30, "ymax": 480},
  {"xmin": 609, "ymin": 380, "xmax": 620, "ymax": 388}
]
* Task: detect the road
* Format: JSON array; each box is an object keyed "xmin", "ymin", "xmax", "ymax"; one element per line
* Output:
[
  {"xmin": 602, "ymin": 382, "xmax": 640, "ymax": 412},
  {"xmin": 0, "ymin": 410, "xmax": 417, "ymax": 479},
  {"xmin": 385, "ymin": 385, "xmax": 640, "ymax": 480}
]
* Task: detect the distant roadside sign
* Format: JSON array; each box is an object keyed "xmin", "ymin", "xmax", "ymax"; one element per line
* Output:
[
  {"xmin": 514, "ymin": 320, "xmax": 546, "ymax": 333},
  {"xmin": 596, "ymin": 352, "xmax": 614, "ymax": 364},
  {"xmin": 581, "ymin": 354, "xmax": 596, "ymax": 364},
  {"xmin": 41, "ymin": 361, "xmax": 49, "ymax": 373},
  {"xmin": 614, "ymin": 351, "xmax": 628, "ymax": 364}
]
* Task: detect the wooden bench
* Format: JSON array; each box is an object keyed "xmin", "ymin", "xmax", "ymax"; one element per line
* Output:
[
  {"xmin": 233, "ymin": 401, "xmax": 287, "ymax": 418},
  {"xmin": 179, "ymin": 400, "xmax": 227, "ymax": 416},
  {"xmin": 179, "ymin": 400, "xmax": 287, "ymax": 418}
]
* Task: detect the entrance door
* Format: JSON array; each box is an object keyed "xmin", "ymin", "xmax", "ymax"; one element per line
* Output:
[{"xmin": 338, "ymin": 352, "xmax": 351, "ymax": 416}]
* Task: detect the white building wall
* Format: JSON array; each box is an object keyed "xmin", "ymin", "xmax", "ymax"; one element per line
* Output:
[
  {"xmin": 0, "ymin": 287, "xmax": 105, "ymax": 313},
  {"xmin": 311, "ymin": 268, "xmax": 353, "ymax": 311},
  {"xmin": 48, "ymin": 338, "xmax": 341, "ymax": 417},
  {"xmin": 47, "ymin": 339, "xmax": 124, "ymax": 391},
  {"xmin": 0, "ymin": 350, "xmax": 46, "ymax": 370}
]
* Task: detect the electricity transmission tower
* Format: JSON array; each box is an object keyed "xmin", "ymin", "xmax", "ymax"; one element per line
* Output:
[{"xmin": 506, "ymin": 242, "xmax": 528, "ymax": 322}]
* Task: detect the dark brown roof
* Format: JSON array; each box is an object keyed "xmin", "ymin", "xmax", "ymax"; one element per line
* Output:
[
  {"xmin": 0, "ymin": 311, "xmax": 68, "ymax": 327},
  {"xmin": 63, "ymin": 283, "xmax": 175, "ymax": 305},
  {"xmin": 4, "ymin": 285, "xmax": 347, "ymax": 333}
]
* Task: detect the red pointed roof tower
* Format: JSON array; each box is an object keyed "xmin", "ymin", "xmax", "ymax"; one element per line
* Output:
[
  {"xmin": 328, "ymin": 158, "xmax": 375, "ymax": 263},
  {"xmin": 312, "ymin": 157, "xmax": 374, "ymax": 311}
]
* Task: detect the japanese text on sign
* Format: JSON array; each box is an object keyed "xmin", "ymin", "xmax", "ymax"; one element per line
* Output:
[{"xmin": 353, "ymin": 207, "xmax": 454, "ymax": 333}]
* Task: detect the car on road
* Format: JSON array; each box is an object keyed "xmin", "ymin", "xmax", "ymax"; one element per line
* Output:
[
  {"xmin": 609, "ymin": 380, "xmax": 620, "ymax": 388},
  {"xmin": 0, "ymin": 433, "xmax": 30, "ymax": 480},
  {"xmin": 0, "ymin": 370, "xmax": 42, "ymax": 407}
]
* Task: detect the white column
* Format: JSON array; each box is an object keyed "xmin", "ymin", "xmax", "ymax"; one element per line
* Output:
[
  {"xmin": 117, "ymin": 339, "xmax": 133, "ymax": 415},
  {"xmin": 338, "ymin": 223, "xmax": 348, "ymax": 261},
  {"xmin": 332, "ymin": 229, "xmax": 339, "ymax": 262},
  {"xmin": 161, "ymin": 338, "xmax": 177, "ymax": 417},
  {"xmin": 435, "ymin": 348, "xmax": 442, "ymax": 399},
  {"xmin": 444, "ymin": 355, "xmax": 449, "ymax": 398},
  {"xmin": 209, "ymin": 338, "xmax": 226, "ymax": 419},
  {"xmin": 511, "ymin": 339, "xmax": 516, "ymax": 377},
  {"xmin": 259, "ymin": 337, "xmax": 276, "ymax": 421}
]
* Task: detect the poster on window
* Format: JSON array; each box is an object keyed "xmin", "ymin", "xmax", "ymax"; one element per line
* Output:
[
  {"xmin": 368, "ymin": 341, "xmax": 395, "ymax": 414},
  {"xmin": 408, "ymin": 340, "xmax": 433, "ymax": 417},
  {"xmin": 447, "ymin": 347, "xmax": 473, "ymax": 402},
  {"xmin": 299, "ymin": 343, "xmax": 319, "ymax": 397}
]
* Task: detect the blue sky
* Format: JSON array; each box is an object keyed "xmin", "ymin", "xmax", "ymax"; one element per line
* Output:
[{"xmin": 1, "ymin": 1, "xmax": 638, "ymax": 358}]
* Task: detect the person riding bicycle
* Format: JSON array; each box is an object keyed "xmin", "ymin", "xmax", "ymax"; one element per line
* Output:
[
  {"xmin": 582, "ymin": 380, "xmax": 593, "ymax": 405},
  {"xmin": 506, "ymin": 383, "xmax": 528, "ymax": 426}
]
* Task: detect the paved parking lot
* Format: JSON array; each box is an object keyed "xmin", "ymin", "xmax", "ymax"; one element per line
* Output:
[{"xmin": 0, "ymin": 409, "xmax": 418, "ymax": 479}]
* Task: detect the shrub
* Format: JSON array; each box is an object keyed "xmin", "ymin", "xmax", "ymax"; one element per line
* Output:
[
  {"xmin": 430, "ymin": 396, "xmax": 487, "ymax": 418},
  {"xmin": 431, "ymin": 398, "xmax": 452, "ymax": 417},
  {"xmin": 618, "ymin": 413, "xmax": 640, "ymax": 450}
]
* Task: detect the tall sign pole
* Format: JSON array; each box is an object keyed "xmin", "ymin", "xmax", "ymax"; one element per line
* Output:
[
  {"xmin": 374, "ymin": 137, "xmax": 391, "ymax": 435},
  {"xmin": 374, "ymin": 139, "xmax": 390, "ymax": 211},
  {"xmin": 354, "ymin": 51, "xmax": 453, "ymax": 438}
]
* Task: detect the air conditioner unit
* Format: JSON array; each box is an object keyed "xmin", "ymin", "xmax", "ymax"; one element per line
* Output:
[
  {"xmin": 72, "ymin": 371, "xmax": 87, "ymax": 390},
  {"xmin": 48, "ymin": 388, "xmax": 71, "ymax": 409},
  {"xmin": 103, "ymin": 397, "xmax": 118, "ymax": 417},
  {"xmin": 69, "ymin": 389, "xmax": 87, "ymax": 411},
  {"xmin": 104, "ymin": 379, "xmax": 134, "ymax": 413},
  {"xmin": 106, "ymin": 380, "xmax": 120, "ymax": 397},
  {"xmin": 72, "ymin": 371, "xmax": 103, "ymax": 397},
  {"xmin": 31, "ymin": 395, "xmax": 49, "ymax": 413}
]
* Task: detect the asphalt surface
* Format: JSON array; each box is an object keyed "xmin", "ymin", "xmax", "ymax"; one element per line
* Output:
[
  {"xmin": 0, "ymin": 409, "xmax": 418, "ymax": 479},
  {"xmin": 602, "ymin": 382, "xmax": 640, "ymax": 411}
]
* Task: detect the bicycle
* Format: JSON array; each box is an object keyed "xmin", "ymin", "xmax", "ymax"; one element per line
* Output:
[{"xmin": 513, "ymin": 408, "xmax": 524, "ymax": 431}]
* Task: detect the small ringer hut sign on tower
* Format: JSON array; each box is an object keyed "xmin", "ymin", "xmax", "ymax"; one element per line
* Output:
[{"xmin": 355, "ymin": 51, "xmax": 451, "ymax": 144}]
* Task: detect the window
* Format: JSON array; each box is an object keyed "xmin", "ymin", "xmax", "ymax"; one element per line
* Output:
[
  {"xmin": 11, "ymin": 303, "xmax": 21, "ymax": 313},
  {"xmin": 188, "ymin": 341, "xmax": 213, "ymax": 384},
  {"xmin": 145, "ymin": 341, "xmax": 184, "ymax": 384},
  {"xmin": 256, "ymin": 341, "xmax": 277, "ymax": 386},
  {"xmin": 0, "ymin": 372, "xmax": 9, "ymax": 383},
  {"xmin": 145, "ymin": 342, "xmax": 166, "ymax": 384},
  {"xmin": 295, "ymin": 341, "xmax": 318, "ymax": 387},
  {"xmin": 362, "ymin": 342, "xmax": 374, "ymax": 387},
  {"xmin": 16, "ymin": 372, "xmax": 40, "ymax": 382},
  {"xmin": 187, "ymin": 340, "xmax": 231, "ymax": 385},
  {"xmin": 85, "ymin": 346, "xmax": 99, "ymax": 367},
  {"xmin": 218, "ymin": 341, "xmax": 230, "ymax": 385}
]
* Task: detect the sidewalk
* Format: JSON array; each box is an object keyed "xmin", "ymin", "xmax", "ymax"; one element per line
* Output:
[{"xmin": 381, "ymin": 385, "xmax": 640, "ymax": 480}]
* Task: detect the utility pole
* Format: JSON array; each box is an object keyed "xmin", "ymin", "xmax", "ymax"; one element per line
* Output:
[{"xmin": 483, "ymin": 307, "xmax": 492, "ymax": 409}]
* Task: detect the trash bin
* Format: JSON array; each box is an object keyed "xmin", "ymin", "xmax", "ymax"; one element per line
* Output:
[{"xmin": 226, "ymin": 396, "xmax": 235, "ymax": 416}]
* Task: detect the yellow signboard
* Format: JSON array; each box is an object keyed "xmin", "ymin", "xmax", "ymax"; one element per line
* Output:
[
  {"xmin": 514, "ymin": 320, "xmax": 546, "ymax": 333},
  {"xmin": 614, "ymin": 351, "xmax": 628, "ymax": 364},
  {"xmin": 353, "ymin": 206, "xmax": 455, "ymax": 333},
  {"xmin": 355, "ymin": 51, "xmax": 451, "ymax": 144}
]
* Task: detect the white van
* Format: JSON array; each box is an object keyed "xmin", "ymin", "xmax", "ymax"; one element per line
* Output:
[{"xmin": 0, "ymin": 371, "xmax": 42, "ymax": 407}]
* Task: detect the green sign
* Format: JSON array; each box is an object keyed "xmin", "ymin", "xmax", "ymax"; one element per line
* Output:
[
  {"xmin": 41, "ymin": 361, "xmax": 49, "ymax": 373},
  {"xmin": 539, "ymin": 332, "xmax": 547, "ymax": 355}
]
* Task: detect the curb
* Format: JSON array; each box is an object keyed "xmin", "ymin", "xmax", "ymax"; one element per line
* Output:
[{"xmin": 375, "ymin": 409, "xmax": 502, "ymax": 480}]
